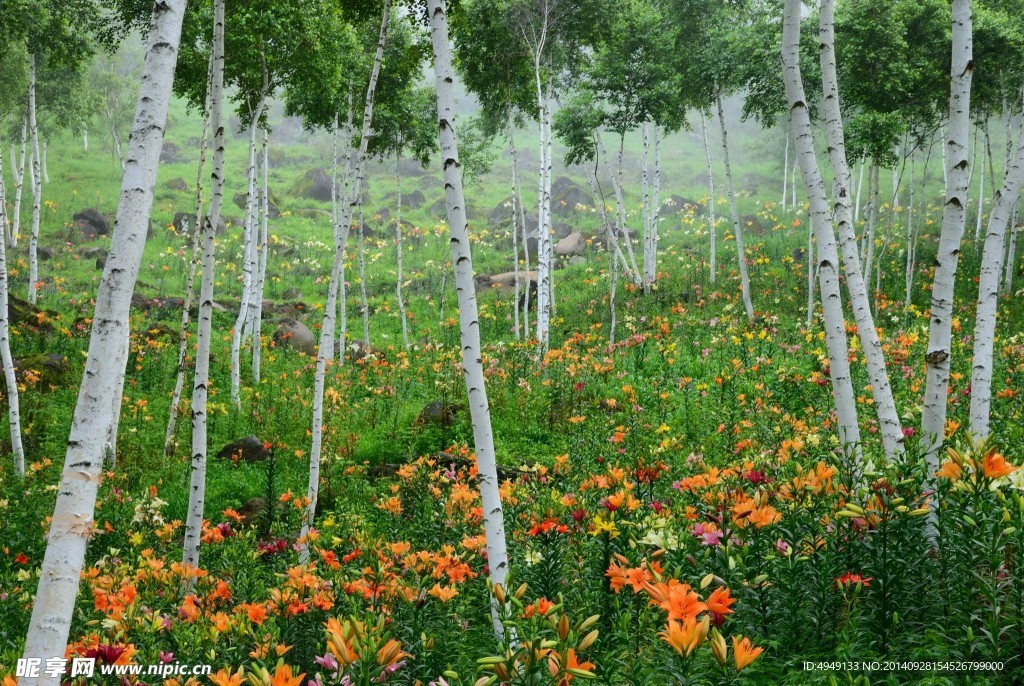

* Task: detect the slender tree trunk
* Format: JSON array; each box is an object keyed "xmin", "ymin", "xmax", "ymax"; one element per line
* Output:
[
  {"xmin": 41, "ymin": 140, "xmax": 48, "ymax": 184},
  {"xmin": 21, "ymin": 0, "xmax": 186, "ymax": 670},
  {"xmin": 642, "ymin": 122, "xmax": 652, "ymax": 293},
  {"xmin": 182, "ymin": 0, "xmax": 225, "ymax": 574},
  {"xmin": 358, "ymin": 203, "xmax": 370, "ymax": 343},
  {"xmin": 854, "ymin": 156, "xmax": 864, "ymax": 222},
  {"xmin": 1006, "ymin": 212, "xmax": 1020, "ymax": 292},
  {"xmin": 230, "ymin": 98, "xmax": 267, "ymax": 408},
  {"xmin": 976, "ymin": 123, "xmax": 986, "ymax": 239},
  {"xmin": 782, "ymin": 0, "xmax": 863, "ymax": 457},
  {"xmin": 644, "ymin": 123, "xmax": 661, "ymax": 291},
  {"xmin": 299, "ymin": 0, "xmax": 391, "ymax": 563},
  {"xmin": 544, "ymin": 80, "xmax": 555, "ymax": 319},
  {"xmin": 970, "ymin": 113, "xmax": 1024, "ymax": 440},
  {"xmin": 12, "ymin": 117, "xmax": 26, "ymax": 248},
  {"xmin": 863, "ymin": 160, "xmax": 879, "ymax": 301},
  {"xmin": 251, "ymin": 128, "xmax": 270, "ymax": 381},
  {"xmin": 396, "ymin": 147, "xmax": 409, "ymax": 349},
  {"xmin": 820, "ymin": 0, "xmax": 904, "ymax": 460},
  {"xmin": 717, "ymin": 94, "xmax": 755, "ymax": 322},
  {"xmin": 700, "ymin": 112, "xmax": 717, "ymax": 284},
  {"xmin": 781, "ymin": 130, "xmax": 789, "ymax": 212},
  {"xmin": 534, "ymin": 71, "xmax": 553, "ymax": 350},
  {"xmin": 509, "ymin": 129, "xmax": 521, "ymax": 340},
  {"xmin": 805, "ymin": 214, "xmax": 815, "ymax": 328},
  {"xmin": 612, "ymin": 135, "xmax": 641, "ymax": 282},
  {"xmin": 27, "ymin": 54, "xmax": 41, "ymax": 305},
  {"xmin": 922, "ymin": 0, "xmax": 973, "ymax": 483},
  {"xmin": 585, "ymin": 141, "xmax": 617, "ymax": 346},
  {"xmin": 164, "ymin": 51, "xmax": 214, "ymax": 456},
  {"xmin": 82, "ymin": 130, "xmax": 88, "ymax": 152},
  {"xmin": 513, "ymin": 129, "xmax": 531, "ymax": 335},
  {"xmin": 791, "ymin": 157, "xmax": 797, "ymax": 207},
  {"xmin": 904, "ymin": 157, "xmax": 918, "ymax": 313},
  {"xmin": 427, "ymin": 0, "xmax": 511, "ymax": 639},
  {"xmin": 0, "ymin": 140, "xmax": 24, "ymax": 477}
]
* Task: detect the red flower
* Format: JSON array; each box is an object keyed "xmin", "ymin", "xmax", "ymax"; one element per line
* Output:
[
  {"xmin": 835, "ymin": 572, "xmax": 872, "ymax": 589},
  {"xmin": 14, "ymin": 552, "xmax": 28, "ymax": 565}
]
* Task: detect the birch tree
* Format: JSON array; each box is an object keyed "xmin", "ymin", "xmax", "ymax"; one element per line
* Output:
[
  {"xmin": 21, "ymin": 0, "xmax": 186, "ymax": 670},
  {"xmin": 183, "ymin": 0, "xmax": 226, "ymax": 573},
  {"xmin": 921, "ymin": 0, "xmax": 973, "ymax": 477},
  {"xmin": 969, "ymin": 111, "xmax": 1024, "ymax": 439},
  {"xmin": 819, "ymin": 0, "xmax": 905, "ymax": 460},
  {"xmin": 0, "ymin": 139, "xmax": 24, "ymax": 477},
  {"xmin": 427, "ymin": 0, "xmax": 511, "ymax": 637},
  {"xmin": 298, "ymin": 0, "xmax": 392, "ymax": 563},
  {"xmin": 781, "ymin": 0, "xmax": 863, "ymax": 458}
]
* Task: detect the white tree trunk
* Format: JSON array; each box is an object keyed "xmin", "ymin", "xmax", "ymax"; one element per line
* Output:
[
  {"xmin": 643, "ymin": 123, "xmax": 661, "ymax": 293},
  {"xmin": 509, "ymin": 132, "xmax": 521, "ymax": 340},
  {"xmin": 182, "ymin": 0, "xmax": 225, "ymax": 574},
  {"xmin": 585, "ymin": 150, "xmax": 618, "ymax": 345},
  {"xmin": 164, "ymin": 53, "xmax": 214, "ymax": 455},
  {"xmin": 22, "ymin": 0, "xmax": 186, "ymax": 670},
  {"xmin": 976, "ymin": 127, "xmax": 986, "ymax": 239},
  {"xmin": 230, "ymin": 98, "xmax": 267, "ymax": 409},
  {"xmin": 1006, "ymin": 215, "xmax": 1020, "ymax": 292},
  {"xmin": 782, "ymin": 0, "xmax": 863, "ymax": 457},
  {"xmin": 0, "ymin": 139, "xmax": 24, "ymax": 476},
  {"xmin": 781, "ymin": 130, "xmax": 789, "ymax": 212},
  {"xmin": 358, "ymin": 203, "xmax": 370, "ymax": 343},
  {"xmin": 922, "ymin": 0, "xmax": 973, "ymax": 479},
  {"xmin": 820, "ymin": 0, "xmax": 905, "ymax": 460},
  {"xmin": 27, "ymin": 54, "xmax": 42, "ymax": 305},
  {"xmin": 642, "ymin": 122, "xmax": 652, "ymax": 293},
  {"xmin": 534, "ymin": 73, "xmax": 553, "ymax": 350},
  {"xmin": 700, "ymin": 113, "xmax": 717, "ymax": 284},
  {"xmin": 299, "ymin": 0, "xmax": 391, "ymax": 563},
  {"xmin": 854, "ymin": 156, "xmax": 864, "ymax": 222},
  {"xmin": 612, "ymin": 135, "xmax": 641, "ymax": 282},
  {"xmin": 512, "ymin": 129, "xmax": 531, "ymax": 335},
  {"xmin": 395, "ymin": 149, "xmax": 409, "ymax": 348},
  {"xmin": 41, "ymin": 140, "xmax": 48, "ymax": 184},
  {"xmin": 970, "ymin": 114, "xmax": 1024, "ymax": 439},
  {"xmin": 82, "ymin": 130, "xmax": 88, "ymax": 152},
  {"xmin": 12, "ymin": 117, "xmax": 26, "ymax": 248},
  {"xmin": 862, "ymin": 160, "xmax": 879, "ymax": 282},
  {"xmin": 805, "ymin": 215, "xmax": 815, "ymax": 328},
  {"xmin": 903, "ymin": 158, "xmax": 918, "ymax": 313},
  {"xmin": 252, "ymin": 128, "xmax": 270, "ymax": 381},
  {"xmin": 427, "ymin": 0, "xmax": 511, "ymax": 639},
  {"xmin": 717, "ymin": 94, "xmax": 755, "ymax": 322}
]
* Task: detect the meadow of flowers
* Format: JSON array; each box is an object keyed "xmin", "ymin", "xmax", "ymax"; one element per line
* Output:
[{"xmin": 2, "ymin": 190, "xmax": 1024, "ymax": 686}]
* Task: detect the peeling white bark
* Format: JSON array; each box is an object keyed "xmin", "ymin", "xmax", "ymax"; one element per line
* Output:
[
  {"xmin": 0, "ymin": 141, "xmax": 24, "ymax": 476},
  {"xmin": 183, "ymin": 0, "xmax": 225, "ymax": 574},
  {"xmin": 782, "ymin": 0, "xmax": 863, "ymax": 457},
  {"xmin": 22, "ymin": 0, "xmax": 186, "ymax": 670},
  {"xmin": 717, "ymin": 95, "xmax": 754, "ymax": 322},
  {"xmin": 427, "ymin": 0, "xmax": 510, "ymax": 639},
  {"xmin": 922, "ymin": 0, "xmax": 973, "ymax": 478},
  {"xmin": 970, "ymin": 112, "xmax": 1024, "ymax": 439}
]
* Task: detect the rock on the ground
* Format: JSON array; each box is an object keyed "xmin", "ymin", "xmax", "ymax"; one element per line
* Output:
[
  {"xmin": 217, "ymin": 436, "xmax": 270, "ymax": 463},
  {"xmin": 554, "ymin": 232, "xmax": 586, "ymax": 256},
  {"xmin": 273, "ymin": 317, "xmax": 316, "ymax": 356}
]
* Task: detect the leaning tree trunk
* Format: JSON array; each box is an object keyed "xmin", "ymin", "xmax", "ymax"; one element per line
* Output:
[
  {"xmin": 922, "ymin": 0, "xmax": 973, "ymax": 483},
  {"xmin": 0, "ymin": 142, "xmax": 24, "ymax": 477},
  {"xmin": 21, "ymin": 0, "xmax": 186, "ymax": 672},
  {"xmin": 164, "ymin": 52, "xmax": 214, "ymax": 455},
  {"xmin": 27, "ymin": 54, "xmax": 42, "ymax": 305},
  {"xmin": 782, "ymin": 0, "xmax": 863, "ymax": 459},
  {"xmin": 427, "ymin": 0, "xmax": 511, "ymax": 639},
  {"xmin": 700, "ymin": 112, "xmax": 717, "ymax": 284},
  {"xmin": 12, "ymin": 116, "xmax": 26, "ymax": 249},
  {"xmin": 820, "ymin": 0, "xmax": 905, "ymax": 460},
  {"xmin": 509, "ymin": 132, "xmax": 521, "ymax": 340},
  {"xmin": 182, "ymin": 0, "xmax": 225, "ymax": 575},
  {"xmin": 299, "ymin": 0, "xmax": 391, "ymax": 564},
  {"xmin": 229, "ymin": 97, "xmax": 267, "ymax": 409},
  {"xmin": 969, "ymin": 112, "xmax": 1024, "ymax": 440},
  {"xmin": 717, "ymin": 94, "xmax": 755, "ymax": 322}
]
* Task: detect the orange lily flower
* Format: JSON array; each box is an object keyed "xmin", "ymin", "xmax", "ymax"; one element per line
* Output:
[{"xmin": 732, "ymin": 635, "xmax": 764, "ymax": 672}]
